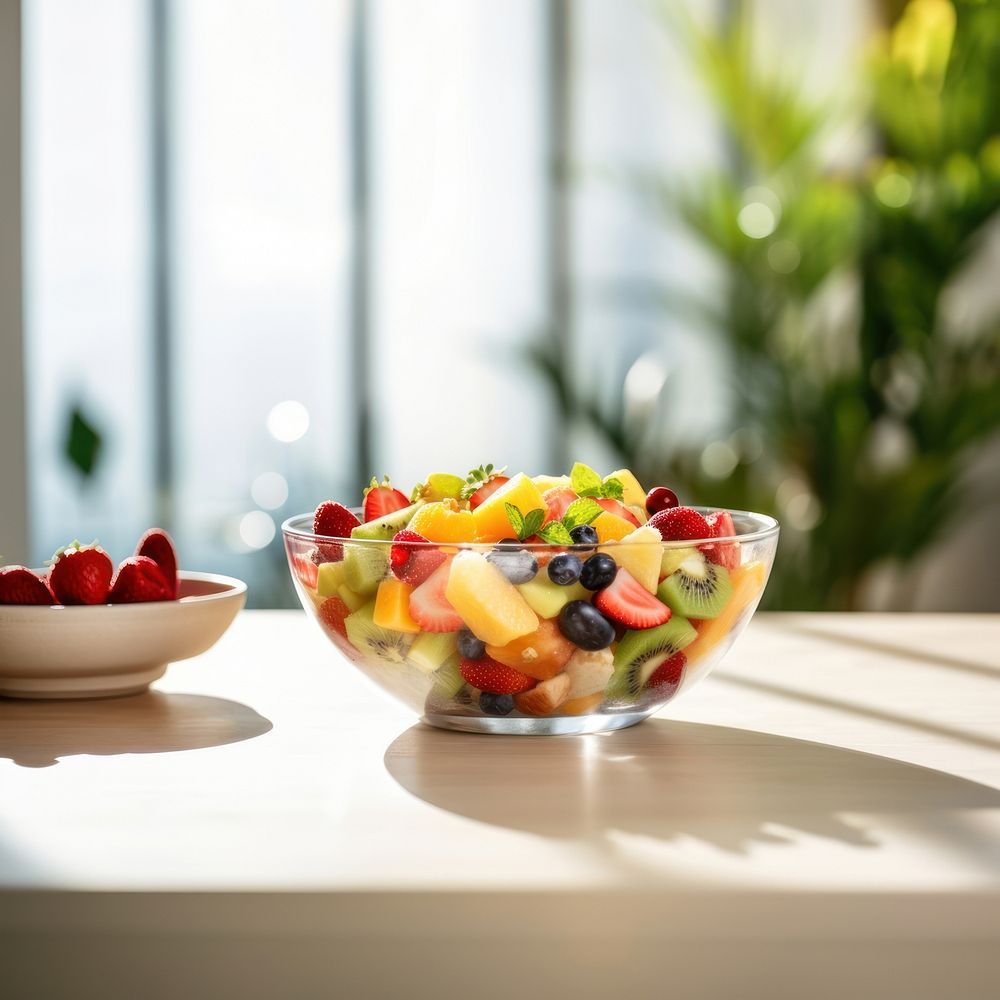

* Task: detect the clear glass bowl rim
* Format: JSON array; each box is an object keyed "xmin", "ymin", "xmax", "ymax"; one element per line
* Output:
[{"xmin": 281, "ymin": 506, "xmax": 779, "ymax": 549}]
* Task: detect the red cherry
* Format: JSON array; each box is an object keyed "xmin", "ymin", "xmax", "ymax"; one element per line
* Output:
[{"xmin": 645, "ymin": 486, "xmax": 679, "ymax": 515}]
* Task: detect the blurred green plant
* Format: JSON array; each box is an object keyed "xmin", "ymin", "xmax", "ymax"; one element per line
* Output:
[{"xmin": 538, "ymin": 0, "xmax": 1000, "ymax": 609}]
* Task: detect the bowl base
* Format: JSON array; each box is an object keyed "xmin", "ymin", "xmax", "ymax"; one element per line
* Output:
[
  {"xmin": 0, "ymin": 664, "xmax": 167, "ymax": 701},
  {"xmin": 422, "ymin": 710, "xmax": 653, "ymax": 736}
]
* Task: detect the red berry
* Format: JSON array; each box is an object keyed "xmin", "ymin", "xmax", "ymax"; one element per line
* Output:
[
  {"xmin": 362, "ymin": 479, "xmax": 410, "ymax": 522},
  {"xmin": 49, "ymin": 543, "xmax": 114, "ymax": 605},
  {"xmin": 543, "ymin": 488, "xmax": 577, "ymax": 523},
  {"xmin": 645, "ymin": 486, "xmax": 679, "ymax": 515},
  {"xmin": 0, "ymin": 566, "xmax": 54, "ymax": 605},
  {"xmin": 317, "ymin": 595, "xmax": 352, "ymax": 639},
  {"xmin": 108, "ymin": 556, "xmax": 173, "ymax": 604},
  {"xmin": 647, "ymin": 651, "xmax": 686, "ymax": 692},
  {"xmin": 390, "ymin": 529, "xmax": 446, "ymax": 586},
  {"xmin": 596, "ymin": 497, "xmax": 641, "ymax": 527},
  {"xmin": 648, "ymin": 506, "xmax": 711, "ymax": 542},
  {"xmin": 468, "ymin": 475, "xmax": 510, "ymax": 510},
  {"xmin": 459, "ymin": 655, "xmax": 536, "ymax": 695},
  {"xmin": 313, "ymin": 501, "xmax": 361, "ymax": 562},
  {"xmin": 593, "ymin": 568, "xmax": 672, "ymax": 630},
  {"xmin": 408, "ymin": 562, "xmax": 464, "ymax": 632},
  {"xmin": 135, "ymin": 528, "xmax": 179, "ymax": 599},
  {"xmin": 702, "ymin": 511, "xmax": 740, "ymax": 570}
]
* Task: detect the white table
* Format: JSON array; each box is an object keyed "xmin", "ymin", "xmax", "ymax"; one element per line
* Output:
[{"xmin": 1, "ymin": 612, "xmax": 999, "ymax": 998}]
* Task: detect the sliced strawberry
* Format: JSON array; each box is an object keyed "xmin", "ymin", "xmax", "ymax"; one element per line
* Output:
[
  {"xmin": 594, "ymin": 568, "xmax": 672, "ymax": 629},
  {"xmin": 0, "ymin": 566, "xmax": 54, "ymax": 605},
  {"xmin": 318, "ymin": 595, "xmax": 352, "ymax": 639},
  {"xmin": 702, "ymin": 511, "xmax": 740, "ymax": 570},
  {"xmin": 408, "ymin": 561, "xmax": 464, "ymax": 632},
  {"xmin": 49, "ymin": 543, "xmax": 114, "ymax": 605},
  {"xmin": 362, "ymin": 478, "xmax": 410, "ymax": 523},
  {"xmin": 468, "ymin": 475, "xmax": 510, "ymax": 510},
  {"xmin": 390, "ymin": 529, "xmax": 446, "ymax": 586},
  {"xmin": 135, "ymin": 528, "xmax": 179, "ymax": 599},
  {"xmin": 542, "ymin": 487, "xmax": 578, "ymax": 523},
  {"xmin": 313, "ymin": 501, "xmax": 361, "ymax": 562},
  {"xmin": 460, "ymin": 655, "xmax": 536, "ymax": 695},
  {"xmin": 292, "ymin": 553, "xmax": 319, "ymax": 589},
  {"xmin": 648, "ymin": 505, "xmax": 711, "ymax": 542},
  {"xmin": 646, "ymin": 651, "xmax": 686, "ymax": 691},
  {"xmin": 108, "ymin": 556, "xmax": 173, "ymax": 603},
  {"xmin": 597, "ymin": 497, "xmax": 641, "ymax": 528}
]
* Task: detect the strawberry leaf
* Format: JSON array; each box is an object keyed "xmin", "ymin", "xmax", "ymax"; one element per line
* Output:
[
  {"xmin": 571, "ymin": 462, "xmax": 603, "ymax": 498},
  {"xmin": 538, "ymin": 521, "xmax": 574, "ymax": 545},
  {"xmin": 562, "ymin": 497, "xmax": 604, "ymax": 530}
]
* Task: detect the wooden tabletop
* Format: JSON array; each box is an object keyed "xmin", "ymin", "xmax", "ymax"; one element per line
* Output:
[{"xmin": 1, "ymin": 611, "xmax": 999, "ymax": 999}]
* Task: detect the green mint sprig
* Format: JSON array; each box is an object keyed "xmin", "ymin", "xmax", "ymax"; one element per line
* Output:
[
  {"xmin": 503, "ymin": 496, "xmax": 604, "ymax": 546},
  {"xmin": 570, "ymin": 462, "xmax": 624, "ymax": 502}
]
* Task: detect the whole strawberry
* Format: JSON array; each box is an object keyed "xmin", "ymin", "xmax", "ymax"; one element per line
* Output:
[
  {"xmin": 313, "ymin": 501, "xmax": 361, "ymax": 562},
  {"xmin": 0, "ymin": 566, "xmax": 54, "ymax": 605},
  {"xmin": 48, "ymin": 542, "xmax": 113, "ymax": 605},
  {"xmin": 648, "ymin": 506, "xmax": 711, "ymax": 542},
  {"xmin": 108, "ymin": 556, "xmax": 173, "ymax": 604},
  {"xmin": 135, "ymin": 528, "xmax": 179, "ymax": 599}
]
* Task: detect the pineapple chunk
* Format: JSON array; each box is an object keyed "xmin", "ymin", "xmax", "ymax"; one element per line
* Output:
[
  {"xmin": 471, "ymin": 473, "xmax": 547, "ymax": 542},
  {"xmin": 532, "ymin": 473, "xmax": 572, "ymax": 493},
  {"xmin": 601, "ymin": 525, "xmax": 661, "ymax": 593},
  {"xmin": 605, "ymin": 469, "xmax": 646, "ymax": 507},
  {"xmin": 444, "ymin": 551, "xmax": 539, "ymax": 645}
]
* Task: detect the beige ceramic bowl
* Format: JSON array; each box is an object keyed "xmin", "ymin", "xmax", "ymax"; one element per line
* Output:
[{"xmin": 0, "ymin": 571, "xmax": 247, "ymax": 699}]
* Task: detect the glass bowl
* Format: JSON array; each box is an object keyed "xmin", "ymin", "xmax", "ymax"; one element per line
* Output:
[{"xmin": 282, "ymin": 507, "xmax": 778, "ymax": 736}]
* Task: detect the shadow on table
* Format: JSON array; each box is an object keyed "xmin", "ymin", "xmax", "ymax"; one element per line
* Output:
[
  {"xmin": 0, "ymin": 691, "xmax": 273, "ymax": 768},
  {"xmin": 384, "ymin": 719, "xmax": 1000, "ymax": 859}
]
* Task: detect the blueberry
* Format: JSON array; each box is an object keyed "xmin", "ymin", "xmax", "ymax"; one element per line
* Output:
[
  {"xmin": 487, "ymin": 546, "xmax": 538, "ymax": 585},
  {"xmin": 547, "ymin": 553, "xmax": 583, "ymax": 586},
  {"xmin": 479, "ymin": 691, "xmax": 515, "ymax": 716},
  {"xmin": 458, "ymin": 628, "xmax": 486, "ymax": 660},
  {"xmin": 558, "ymin": 600, "xmax": 615, "ymax": 651},
  {"xmin": 570, "ymin": 524, "xmax": 599, "ymax": 548},
  {"xmin": 580, "ymin": 553, "xmax": 617, "ymax": 591}
]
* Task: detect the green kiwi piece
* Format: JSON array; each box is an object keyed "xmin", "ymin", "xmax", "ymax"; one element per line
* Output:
[
  {"xmin": 657, "ymin": 551, "xmax": 732, "ymax": 620},
  {"xmin": 342, "ymin": 502, "xmax": 422, "ymax": 595},
  {"xmin": 431, "ymin": 652, "xmax": 465, "ymax": 698},
  {"xmin": 605, "ymin": 616, "xmax": 697, "ymax": 702},
  {"xmin": 344, "ymin": 603, "xmax": 413, "ymax": 663},
  {"xmin": 408, "ymin": 631, "xmax": 458, "ymax": 675}
]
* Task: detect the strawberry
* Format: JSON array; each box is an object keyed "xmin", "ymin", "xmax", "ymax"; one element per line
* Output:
[
  {"xmin": 408, "ymin": 561, "xmax": 464, "ymax": 632},
  {"xmin": 460, "ymin": 655, "xmax": 536, "ymax": 695},
  {"xmin": 292, "ymin": 554, "xmax": 319, "ymax": 589},
  {"xmin": 48, "ymin": 543, "xmax": 114, "ymax": 605},
  {"xmin": 542, "ymin": 487, "xmax": 578, "ymax": 523},
  {"xmin": 313, "ymin": 501, "xmax": 361, "ymax": 562},
  {"xmin": 108, "ymin": 556, "xmax": 173, "ymax": 603},
  {"xmin": 702, "ymin": 511, "xmax": 740, "ymax": 570},
  {"xmin": 647, "ymin": 651, "xmax": 686, "ymax": 691},
  {"xmin": 468, "ymin": 475, "xmax": 510, "ymax": 510},
  {"xmin": 594, "ymin": 568, "xmax": 672, "ymax": 629},
  {"xmin": 0, "ymin": 566, "xmax": 54, "ymax": 605},
  {"xmin": 648, "ymin": 505, "xmax": 711, "ymax": 542},
  {"xmin": 362, "ymin": 477, "xmax": 409, "ymax": 523},
  {"xmin": 135, "ymin": 528, "xmax": 179, "ymax": 599},
  {"xmin": 317, "ymin": 595, "xmax": 352, "ymax": 639},
  {"xmin": 390, "ymin": 529, "xmax": 446, "ymax": 586},
  {"xmin": 596, "ymin": 497, "xmax": 641, "ymax": 528}
]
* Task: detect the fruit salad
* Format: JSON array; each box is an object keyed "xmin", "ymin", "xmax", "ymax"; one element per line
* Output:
[
  {"xmin": 0, "ymin": 529, "xmax": 180, "ymax": 606},
  {"xmin": 284, "ymin": 464, "xmax": 777, "ymax": 732}
]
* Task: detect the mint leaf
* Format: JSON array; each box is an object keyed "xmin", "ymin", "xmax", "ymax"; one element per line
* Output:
[
  {"xmin": 570, "ymin": 462, "xmax": 603, "ymax": 498},
  {"xmin": 602, "ymin": 478, "xmax": 625, "ymax": 502},
  {"xmin": 523, "ymin": 508, "xmax": 545, "ymax": 538},
  {"xmin": 504, "ymin": 503, "xmax": 526, "ymax": 539},
  {"xmin": 562, "ymin": 497, "xmax": 604, "ymax": 530},
  {"xmin": 538, "ymin": 521, "xmax": 574, "ymax": 545}
]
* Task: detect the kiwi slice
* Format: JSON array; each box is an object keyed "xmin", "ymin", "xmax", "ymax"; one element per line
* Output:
[
  {"xmin": 408, "ymin": 631, "xmax": 458, "ymax": 675},
  {"xmin": 342, "ymin": 502, "xmax": 422, "ymax": 595},
  {"xmin": 660, "ymin": 545, "xmax": 698, "ymax": 578},
  {"xmin": 431, "ymin": 653, "xmax": 465, "ymax": 698},
  {"xmin": 605, "ymin": 617, "xmax": 697, "ymax": 702},
  {"xmin": 344, "ymin": 603, "xmax": 413, "ymax": 663},
  {"xmin": 657, "ymin": 551, "xmax": 732, "ymax": 620}
]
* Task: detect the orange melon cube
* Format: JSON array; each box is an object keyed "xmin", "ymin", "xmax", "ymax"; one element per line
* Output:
[
  {"xmin": 372, "ymin": 578, "xmax": 421, "ymax": 634},
  {"xmin": 560, "ymin": 692, "xmax": 604, "ymax": 716},
  {"xmin": 409, "ymin": 500, "xmax": 476, "ymax": 543},
  {"xmin": 593, "ymin": 511, "xmax": 635, "ymax": 543},
  {"xmin": 485, "ymin": 618, "xmax": 575, "ymax": 681},
  {"xmin": 471, "ymin": 473, "xmax": 547, "ymax": 542},
  {"xmin": 685, "ymin": 561, "xmax": 767, "ymax": 663},
  {"xmin": 444, "ymin": 551, "xmax": 539, "ymax": 645}
]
